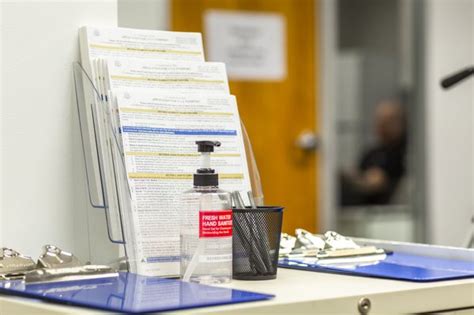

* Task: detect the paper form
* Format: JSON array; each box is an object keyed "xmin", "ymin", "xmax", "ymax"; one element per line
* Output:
[
  {"xmin": 106, "ymin": 57, "xmax": 230, "ymax": 143},
  {"xmin": 104, "ymin": 57, "xmax": 235, "ymax": 273},
  {"xmin": 78, "ymin": 27, "xmax": 205, "ymax": 246},
  {"xmin": 115, "ymin": 89, "xmax": 251, "ymax": 276},
  {"xmin": 80, "ymin": 26, "xmax": 204, "ymax": 64},
  {"xmin": 106, "ymin": 58, "xmax": 230, "ymax": 94},
  {"xmin": 80, "ymin": 26, "xmax": 205, "ymax": 100},
  {"xmin": 78, "ymin": 26, "xmax": 254, "ymax": 277},
  {"xmin": 205, "ymin": 10, "xmax": 286, "ymax": 80}
]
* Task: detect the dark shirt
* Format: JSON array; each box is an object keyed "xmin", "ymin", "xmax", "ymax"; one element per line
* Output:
[
  {"xmin": 340, "ymin": 137, "xmax": 407, "ymax": 206},
  {"xmin": 358, "ymin": 138, "xmax": 406, "ymax": 204}
]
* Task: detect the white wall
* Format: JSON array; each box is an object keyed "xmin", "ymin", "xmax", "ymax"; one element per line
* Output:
[
  {"xmin": 118, "ymin": 0, "xmax": 169, "ymax": 30},
  {"xmin": 424, "ymin": 0, "xmax": 473, "ymax": 246},
  {"xmin": 0, "ymin": 0, "xmax": 117, "ymax": 258}
]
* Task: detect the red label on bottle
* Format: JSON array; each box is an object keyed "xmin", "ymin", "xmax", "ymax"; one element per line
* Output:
[{"xmin": 199, "ymin": 210, "xmax": 233, "ymax": 238}]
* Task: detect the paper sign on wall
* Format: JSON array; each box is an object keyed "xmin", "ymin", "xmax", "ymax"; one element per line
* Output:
[{"xmin": 204, "ymin": 10, "xmax": 286, "ymax": 81}]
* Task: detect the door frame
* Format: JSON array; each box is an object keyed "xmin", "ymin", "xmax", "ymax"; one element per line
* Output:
[{"xmin": 318, "ymin": 0, "xmax": 338, "ymax": 232}]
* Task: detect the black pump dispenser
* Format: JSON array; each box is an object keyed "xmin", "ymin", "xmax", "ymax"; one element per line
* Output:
[{"xmin": 194, "ymin": 141, "xmax": 221, "ymax": 187}]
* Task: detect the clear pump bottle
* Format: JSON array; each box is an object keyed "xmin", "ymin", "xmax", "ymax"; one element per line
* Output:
[{"xmin": 180, "ymin": 141, "xmax": 232, "ymax": 284}]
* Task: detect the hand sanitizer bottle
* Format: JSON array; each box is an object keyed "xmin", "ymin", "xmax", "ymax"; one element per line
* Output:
[{"xmin": 180, "ymin": 141, "xmax": 232, "ymax": 284}]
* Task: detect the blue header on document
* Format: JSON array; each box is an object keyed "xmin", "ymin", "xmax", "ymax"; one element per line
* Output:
[{"xmin": 122, "ymin": 126, "xmax": 237, "ymax": 136}]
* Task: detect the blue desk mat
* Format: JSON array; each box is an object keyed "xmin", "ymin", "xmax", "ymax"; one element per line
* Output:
[
  {"xmin": 279, "ymin": 252, "xmax": 474, "ymax": 282},
  {"xmin": 0, "ymin": 272, "xmax": 273, "ymax": 313}
]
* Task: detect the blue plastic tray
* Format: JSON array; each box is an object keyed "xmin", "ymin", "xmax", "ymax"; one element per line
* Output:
[
  {"xmin": 279, "ymin": 252, "xmax": 474, "ymax": 282},
  {"xmin": 0, "ymin": 272, "xmax": 273, "ymax": 313}
]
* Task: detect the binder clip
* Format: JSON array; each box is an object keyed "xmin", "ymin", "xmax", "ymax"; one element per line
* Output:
[
  {"xmin": 24, "ymin": 265, "xmax": 118, "ymax": 284},
  {"xmin": 281, "ymin": 230, "xmax": 387, "ymax": 265},
  {"xmin": 280, "ymin": 233, "xmax": 297, "ymax": 256},
  {"xmin": 295, "ymin": 229, "xmax": 326, "ymax": 251},
  {"xmin": 30, "ymin": 245, "xmax": 117, "ymax": 283},
  {"xmin": 0, "ymin": 245, "xmax": 118, "ymax": 283},
  {"xmin": 0, "ymin": 248, "xmax": 37, "ymax": 280},
  {"xmin": 280, "ymin": 229, "xmax": 325, "ymax": 257},
  {"xmin": 37, "ymin": 245, "xmax": 82, "ymax": 269},
  {"xmin": 316, "ymin": 231, "xmax": 386, "ymax": 264}
]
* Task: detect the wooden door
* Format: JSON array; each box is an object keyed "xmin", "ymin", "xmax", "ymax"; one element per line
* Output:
[{"xmin": 171, "ymin": 0, "xmax": 319, "ymax": 234}]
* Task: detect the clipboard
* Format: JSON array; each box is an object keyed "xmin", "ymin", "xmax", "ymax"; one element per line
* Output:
[
  {"xmin": 0, "ymin": 272, "xmax": 273, "ymax": 313},
  {"xmin": 279, "ymin": 252, "xmax": 474, "ymax": 282}
]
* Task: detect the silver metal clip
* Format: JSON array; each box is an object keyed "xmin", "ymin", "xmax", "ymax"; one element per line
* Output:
[
  {"xmin": 0, "ymin": 245, "xmax": 118, "ymax": 283},
  {"xmin": 324, "ymin": 231, "xmax": 360, "ymax": 250},
  {"xmin": 295, "ymin": 229, "xmax": 326, "ymax": 250},
  {"xmin": 0, "ymin": 248, "xmax": 36, "ymax": 279},
  {"xmin": 37, "ymin": 245, "xmax": 82, "ymax": 269},
  {"xmin": 281, "ymin": 230, "xmax": 387, "ymax": 265},
  {"xmin": 280, "ymin": 233, "xmax": 297, "ymax": 256},
  {"xmin": 25, "ymin": 265, "xmax": 118, "ymax": 284}
]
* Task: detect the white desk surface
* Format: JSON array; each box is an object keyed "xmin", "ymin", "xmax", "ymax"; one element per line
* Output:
[{"xmin": 0, "ymin": 268, "xmax": 473, "ymax": 314}]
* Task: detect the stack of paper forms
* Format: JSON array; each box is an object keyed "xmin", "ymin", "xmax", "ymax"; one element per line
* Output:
[{"xmin": 79, "ymin": 26, "xmax": 251, "ymax": 277}]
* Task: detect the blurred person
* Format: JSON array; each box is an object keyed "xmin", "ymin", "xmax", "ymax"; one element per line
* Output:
[{"xmin": 340, "ymin": 99, "xmax": 407, "ymax": 206}]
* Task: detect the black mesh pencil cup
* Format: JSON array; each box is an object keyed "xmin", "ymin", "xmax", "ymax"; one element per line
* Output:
[{"xmin": 232, "ymin": 206, "xmax": 284, "ymax": 280}]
